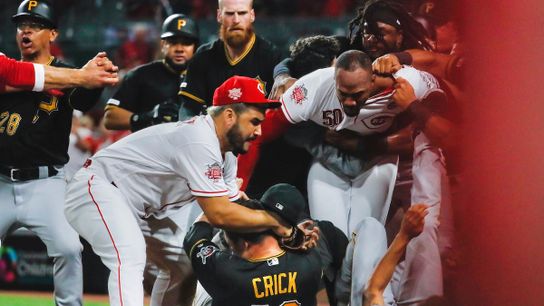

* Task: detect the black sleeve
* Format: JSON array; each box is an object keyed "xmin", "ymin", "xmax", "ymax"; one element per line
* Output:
[
  {"xmin": 108, "ymin": 69, "xmax": 141, "ymax": 112},
  {"xmin": 183, "ymin": 221, "xmax": 230, "ymax": 299},
  {"xmin": 179, "ymin": 55, "xmax": 209, "ymax": 106},
  {"xmin": 183, "ymin": 221, "xmax": 215, "ymax": 255},
  {"xmin": 68, "ymin": 87, "xmax": 103, "ymax": 112}
]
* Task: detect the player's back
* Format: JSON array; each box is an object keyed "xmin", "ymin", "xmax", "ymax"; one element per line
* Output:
[
  {"xmin": 88, "ymin": 115, "xmax": 226, "ymax": 217},
  {"xmin": 206, "ymin": 250, "xmax": 321, "ymax": 306}
]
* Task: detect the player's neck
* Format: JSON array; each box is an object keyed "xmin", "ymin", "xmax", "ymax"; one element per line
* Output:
[
  {"xmin": 243, "ymin": 237, "xmax": 283, "ymax": 260},
  {"xmin": 224, "ymin": 33, "xmax": 255, "ymax": 62},
  {"xmin": 22, "ymin": 51, "xmax": 53, "ymax": 65}
]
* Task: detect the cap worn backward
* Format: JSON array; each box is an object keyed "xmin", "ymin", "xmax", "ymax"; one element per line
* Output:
[
  {"xmin": 260, "ymin": 183, "xmax": 306, "ymax": 215},
  {"xmin": 212, "ymin": 75, "xmax": 281, "ymax": 109},
  {"xmin": 12, "ymin": 0, "xmax": 58, "ymax": 28}
]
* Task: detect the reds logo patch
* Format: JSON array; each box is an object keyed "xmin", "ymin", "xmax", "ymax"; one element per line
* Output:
[
  {"xmin": 290, "ymin": 85, "xmax": 307, "ymax": 105},
  {"xmin": 205, "ymin": 162, "xmax": 223, "ymax": 182},
  {"xmin": 361, "ymin": 113, "xmax": 395, "ymax": 131},
  {"xmin": 196, "ymin": 244, "xmax": 217, "ymax": 265}
]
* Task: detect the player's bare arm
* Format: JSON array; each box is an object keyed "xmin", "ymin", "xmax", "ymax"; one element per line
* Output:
[
  {"xmin": 103, "ymin": 106, "xmax": 133, "ymax": 130},
  {"xmin": 270, "ymin": 73, "xmax": 297, "ymax": 100},
  {"xmin": 43, "ymin": 52, "xmax": 119, "ymax": 90},
  {"xmin": 392, "ymin": 77, "xmax": 455, "ymax": 149},
  {"xmin": 364, "ymin": 204, "xmax": 428, "ymax": 306},
  {"xmin": 196, "ymin": 195, "xmax": 294, "ymax": 237}
]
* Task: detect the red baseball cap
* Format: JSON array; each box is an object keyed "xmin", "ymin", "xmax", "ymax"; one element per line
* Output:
[{"xmin": 212, "ymin": 76, "xmax": 281, "ymax": 108}]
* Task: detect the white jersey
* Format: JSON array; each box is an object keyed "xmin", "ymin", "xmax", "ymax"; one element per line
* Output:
[
  {"xmin": 280, "ymin": 66, "xmax": 443, "ymax": 135},
  {"xmin": 86, "ymin": 115, "xmax": 240, "ymax": 219}
]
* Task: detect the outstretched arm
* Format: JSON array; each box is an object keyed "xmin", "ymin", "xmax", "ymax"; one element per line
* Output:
[{"xmin": 364, "ymin": 204, "xmax": 428, "ymax": 306}]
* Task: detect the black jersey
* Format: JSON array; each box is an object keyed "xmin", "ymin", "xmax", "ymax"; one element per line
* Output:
[
  {"xmin": 179, "ymin": 34, "xmax": 281, "ymax": 106},
  {"xmin": 184, "ymin": 222, "xmax": 322, "ymax": 306},
  {"xmin": 0, "ymin": 57, "xmax": 102, "ymax": 167},
  {"xmin": 106, "ymin": 60, "xmax": 183, "ymax": 113}
]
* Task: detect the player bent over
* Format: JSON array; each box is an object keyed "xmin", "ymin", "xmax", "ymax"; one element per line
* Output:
[{"xmin": 64, "ymin": 76, "xmax": 312, "ymax": 306}]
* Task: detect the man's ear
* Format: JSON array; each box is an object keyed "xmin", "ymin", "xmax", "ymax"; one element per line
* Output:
[
  {"xmin": 396, "ymin": 30, "xmax": 403, "ymax": 48},
  {"xmin": 49, "ymin": 29, "xmax": 59, "ymax": 43},
  {"xmin": 223, "ymin": 107, "xmax": 237, "ymax": 128},
  {"xmin": 250, "ymin": 9, "xmax": 255, "ymax": 23}
]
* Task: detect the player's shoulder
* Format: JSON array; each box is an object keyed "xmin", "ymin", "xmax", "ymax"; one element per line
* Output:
[
  {"xmin": 395, "ymin": 66, "xmax": 439, "ymax": 87},
  {"xmin": 195, "ymin": 40, "xmax": 220, "ymax": 55},
  {"xmin": 176, "ymin": 115, "xmax": 216, "ymax": 142},
  {"xmin": 132, "ymin": 60, "xmax": 163, "ymax": 73},
  {"xmin": 254, "ymin": 35, "xmax": 281, "ymax": 59},
  {"xmin": 394, "ymin": 65, "xmax": 442, "ymax": 97},
  {"xmin": 299, "ymin": 67, "xmax": 335, "ymax": 87}
]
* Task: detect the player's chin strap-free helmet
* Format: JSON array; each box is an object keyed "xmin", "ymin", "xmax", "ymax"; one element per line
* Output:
[
  {"xmin": 161, "ymin": 14, "xmax": 199, "ymax": 45},
  {"xmin": 12, "ymin": 0, "xmax": 58, "ymax": 29}
]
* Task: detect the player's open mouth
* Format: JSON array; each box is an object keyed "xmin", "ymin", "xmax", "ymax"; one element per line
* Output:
[{"xmin": 21, "ymin": 37, "xmax": 32, "ymax": 48}]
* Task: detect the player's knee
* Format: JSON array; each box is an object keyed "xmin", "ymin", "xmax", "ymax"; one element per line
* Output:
[
  {"xmin": 353, "ymin": 217, "xmax": 384, "ymax": 238},
  {"xmin": 53, "ymin": 239, "xmax": 83, "ymax": 260}
]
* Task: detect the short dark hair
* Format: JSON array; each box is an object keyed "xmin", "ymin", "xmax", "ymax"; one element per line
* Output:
[
  {"xmin": 289, "ymin": 35, "xmax": 341, "ymax": 78},
  {"xmin": 335, "ymin": 50, "xmax": 373, "ymax": 72}
]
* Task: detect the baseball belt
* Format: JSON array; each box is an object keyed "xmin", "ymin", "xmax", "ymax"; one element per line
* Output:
[{"xmin": 0, "ymin": 165, "xmax": 59, "ymax": 181}]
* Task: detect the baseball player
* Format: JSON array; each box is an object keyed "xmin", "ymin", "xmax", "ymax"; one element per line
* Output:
[
  {"xmin": 0, "ymin": 51, "xmax": 118, "ymax": 92},
  {"xmin": 64, "ymin": 76, "xmax": 300, "ymax": 306},
  {"xmin": 102, "ymin": 13, "xmax": 201, "ymax": 306},
  {"xmin": 104, "ymin": 13, "xmax": 199, "ymax": 132},
  {"xmin": 184, "ymin": 183, "xmax": 347, "ymax": 306},
  {"xmin": 0, "ymin": 1, "xmax": 113, "ymax": 305}
]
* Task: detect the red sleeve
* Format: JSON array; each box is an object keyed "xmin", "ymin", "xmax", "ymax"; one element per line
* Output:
[
  {"xmin": 0, "ymin": 55, "xmax": 36, "ymax": 89},
  {"xmin": 237, "ymin": 108, "xmax": 292, "ymax": 190}
]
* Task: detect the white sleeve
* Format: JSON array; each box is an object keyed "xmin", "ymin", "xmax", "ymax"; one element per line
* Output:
[
  {"xmin": 32, "ymin": 63, "xmax": 45, "ymax": 92},
  {"xmin": 394, "ymin": 66, "xmax": 443, "ymax": 99},
  {"xmin": 223, "ymin": 152, "xmax": 241, "ymax": 201},
  {"xmin": 176, "ymin": 143, "xmax": 230, "ymax": 198},
  {"xmin": 280, "ymin": 75, "xmax": 319, "ymax": 124}
]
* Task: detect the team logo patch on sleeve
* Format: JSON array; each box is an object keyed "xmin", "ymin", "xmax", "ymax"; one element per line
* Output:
[
  {"xmin": 196, "ymin": 245, "xmax": 217, "ymax": 265},
  {"xmin": 290, "ymin": 85, "xmax": 308, "ymax": 105},
  {"xmin": 205, "ymin": 162, "xmax": 223, "ymax": 182}
]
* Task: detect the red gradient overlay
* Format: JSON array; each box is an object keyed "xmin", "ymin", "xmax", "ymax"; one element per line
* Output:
[{"xmin": 455, "ymin": 0, "xmax": 544, "ymax": 304}]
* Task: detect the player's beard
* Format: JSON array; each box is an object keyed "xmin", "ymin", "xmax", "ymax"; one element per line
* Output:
[
  {"xmin": 219, "ymin": 24, "xmax": 254, "ymax": 49},
  {"xmin": 227, "ymin": 122, "xmax": 254, "ymax": 155},
  {"xmin": 164, "ymin": 56, "xmax": 187, "ymax": 74}
]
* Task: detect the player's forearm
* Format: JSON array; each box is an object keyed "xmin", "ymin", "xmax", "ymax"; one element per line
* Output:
[
  {"xmin": 422, "ymin": 115, "xmax": 456, "ymax": 149},
  {"xmin": 365, "ymin": 233, "xmax": 411, "ymax": 302},
  {"xmin": 405, "ymin": 49, "xmax": 452, "ymax": 80},
  {"xmin": 103, "ymin": 107, "xmax": 133, "ymax": 130},
  {"xmin": 197, "ymin": 196, "xmax": 283, "ymax": 233},
  {"xmin": 42, "ymin": 66, "xmax": 86, "ymax": 90}
]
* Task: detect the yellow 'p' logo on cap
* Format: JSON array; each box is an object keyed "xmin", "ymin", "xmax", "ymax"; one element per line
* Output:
[
  {"xmin": 177, "ymin": 19, "xmax": 186, "ymax": 30},
  {"xmin": 28, "ymin": 1, "xmax": 38, "ymax": 10}
]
